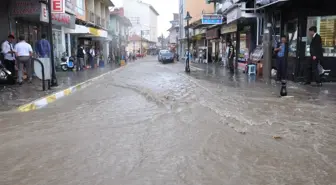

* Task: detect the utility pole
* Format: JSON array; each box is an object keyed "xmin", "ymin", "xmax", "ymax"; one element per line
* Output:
[
  {"xmin": 47, "ymin": 0, "xmax": 58, "ymax": 86},
  {"xmin": 263, "ymin": 22, "xmax": 272, "ymax": 79},
  {"xmin": 161, "ymin": 34, "xmax": 164, "ymax": 49},
  {"xmin": 140, "ymin": 30, "xmax": 143, "ymax": 54}
]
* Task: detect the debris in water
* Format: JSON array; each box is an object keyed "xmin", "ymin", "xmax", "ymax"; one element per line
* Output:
[{"xmin": 273, "ymin": 136, "xmax": 282, "ymax": 139}]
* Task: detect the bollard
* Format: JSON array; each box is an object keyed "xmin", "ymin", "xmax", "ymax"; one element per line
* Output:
[{"xmin": 280, "ymin": 80, "xmax": 287, "ymax": 96}]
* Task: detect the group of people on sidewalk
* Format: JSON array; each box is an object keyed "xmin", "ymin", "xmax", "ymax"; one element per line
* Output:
[
  {"xmin": 274, "ymin": 26, "xmax": 323, "ymax": 86},
  {"xmin": 1, "ymin": 34, "xmax": 51, "ymax": 85}
]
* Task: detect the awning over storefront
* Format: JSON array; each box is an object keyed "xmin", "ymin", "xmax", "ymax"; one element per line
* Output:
[
  {"xmin": 69, "ymin": 25, "xmax": 107, "ymax": 38},
  {"xmin": 255, "ymin": 0, "xmax": 289, "ymax": 9}
]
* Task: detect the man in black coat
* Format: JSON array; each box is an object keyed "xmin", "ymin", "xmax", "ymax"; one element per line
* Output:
[{"xmin": 305, "ymin": 26, "xmax": 323, "ymax": 86}]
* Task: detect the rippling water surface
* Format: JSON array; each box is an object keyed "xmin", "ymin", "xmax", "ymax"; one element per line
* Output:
[{"xmin": 1, "ymin": 58, "xmax": 335, "ymax": 185}]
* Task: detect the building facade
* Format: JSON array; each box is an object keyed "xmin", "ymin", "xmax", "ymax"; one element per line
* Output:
[
  {"xmin": 109, "ymin": 8, "xmax": 132, "ymax": 57},
  {"xmin": 1, "ymin": 0, "xmax": 113, "ymax": 68},
  {"xmin": 122, "ymin": 0, "xmax": 159, "ymax": 43}
]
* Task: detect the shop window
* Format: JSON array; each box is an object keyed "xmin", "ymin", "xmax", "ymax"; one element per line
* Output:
[
  {"xmin": 306, "ymin": 16, "xmax": 336, "ymax": 57},
  {"xmin": 285, "ymin": 19, "xmax": 298, "ymax": 57}
]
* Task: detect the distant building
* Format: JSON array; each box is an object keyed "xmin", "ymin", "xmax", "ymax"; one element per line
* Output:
[
  {"xmin": 109, "ymin": 8, "xmax": 132, "ymax": 57},
  {"xmin": 122, "ymin": 0, "xmax": 159, "ymax": 43},
  {"xmin": 167, "ymin": 13, "xmax": 179, "ymax": 53}
]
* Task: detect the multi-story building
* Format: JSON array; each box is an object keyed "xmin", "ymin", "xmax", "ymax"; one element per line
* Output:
[
  {"xmin": 179, "ymin": 0, "xmax": 214, "ymax": 57},
  {"xmin": 122, "ymin": 0, "xmax": 159, "ymax": 43},
  {"xmin": 167, "ymin": 13, "xmax": 179, "ymax": 52},
  {"xmin": 109, "ymin": 8, "xmax": 132, "ymax": 57}
]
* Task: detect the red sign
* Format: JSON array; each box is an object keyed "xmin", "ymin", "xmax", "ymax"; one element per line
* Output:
[
  {"xmin": 51, "ymin": 0, "xmax": 65, "ymax": 13},
  {"xmin": 52, "ymin": 13, "xmax": 70, "ymax": 24}
]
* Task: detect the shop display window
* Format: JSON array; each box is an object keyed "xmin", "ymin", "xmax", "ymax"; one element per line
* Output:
[
  {"xmin": 306, "ymin": 16, "xmax": 336, "ymax": 57},
  {"xmin": 285, "ymin": 19, "xmax": 298, "ymax": 57}
]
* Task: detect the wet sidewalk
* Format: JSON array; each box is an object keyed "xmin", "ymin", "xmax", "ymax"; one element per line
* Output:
[
  {"xmin": 0, "ymin": 63, "xmax": 120, "ymax": 111},
  {"xmin": 190, "ymin": 62, "xmax": 336, "ymax": 104}
]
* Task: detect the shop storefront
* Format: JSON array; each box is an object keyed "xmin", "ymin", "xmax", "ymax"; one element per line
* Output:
[
  {"xmin": 221, "ymin": 22, "xmax": 238, "ymax": 61},
  {"xmin": 206, "ymin": 27, "xmax": 220, "ymax": 63},
  {"xmin": 224, "ymin": 5, "xmax": 258, "ymax": 70},
  {"xmin": 263, "ymin": 0, "xmax": 336, "ymax": 81},
  {"xmin": 11, "ymin": 0, "xmax": 48, "ymax": 48}
]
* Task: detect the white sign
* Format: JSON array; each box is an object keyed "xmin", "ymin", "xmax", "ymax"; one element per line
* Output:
[
  {"xmin": 51, "ymin": 0, "xmax": 65, "ymax": 13},
  {"xmin": 227, "ymin": 8, "xmax": 241, "ymax": 24},
  {"xmin": 40, "ymin": 3, "xmax": 49, "ymax": 22}
]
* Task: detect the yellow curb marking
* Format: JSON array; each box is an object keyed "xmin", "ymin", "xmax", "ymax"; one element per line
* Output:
[
  {"xmin": 46, "ymin": 95, "xmax": 56, "ymax": 103},
  {"xmin": 63, "ymin": 89, "xmax": 72, "ymax": 96},
  {"xmin": 18, "ymin": 103, "xmax": 37, "ymax": 112}
]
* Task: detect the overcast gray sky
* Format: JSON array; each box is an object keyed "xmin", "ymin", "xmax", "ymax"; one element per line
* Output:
[{"xmin": 112, "ymin": 0, "xmax": 178, "ymax": 37}]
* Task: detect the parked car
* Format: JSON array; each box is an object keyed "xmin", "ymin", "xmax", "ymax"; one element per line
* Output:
[
  {"xmin": 136, "ymin": 53, "xmax": 144, "ymax": 58},
  {"xmin": 158, "ymin": 50, "xmax": 169, "ymax": 62},
  {"xmin": 160, "ymin": 52, "xmax": 174, "ymax": 64}
]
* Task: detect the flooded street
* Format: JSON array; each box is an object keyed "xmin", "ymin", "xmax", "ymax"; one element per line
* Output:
[{"xmin": 1, "ymin": 57, "xmax": 335, "ymax": 185}]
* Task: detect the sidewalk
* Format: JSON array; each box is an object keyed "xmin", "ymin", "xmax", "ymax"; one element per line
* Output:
[
  {"xmin": 0, "ymin": 63, "xmax": 120, "ymax": 112},
  {"xmin": 190, "ymin": 62, "xmax": 336, "ymax": 104}
]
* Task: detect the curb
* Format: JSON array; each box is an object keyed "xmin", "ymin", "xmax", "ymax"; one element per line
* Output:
[{"xmin": 17, "ymin": 66, "xmax": 126, "ymax": 112}]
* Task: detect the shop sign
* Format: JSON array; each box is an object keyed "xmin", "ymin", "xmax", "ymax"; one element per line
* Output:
[
  {"xmin": 226, "ymin": 8, "xmax": 241, "ymax": 24},
  {"xmin": 221, "ymin": 23, "xmax": 237, "ymax": 34},
  {"xmin": 11, "ymin": 0, "xmax": 41, "ymax": 16},
  {"xmin": 51, "ymin": 0, "xmax": 65, "ymax": 13},
  {"xmin": 202, "ymin": 14, "xmax": 223, "ymax": 25},
  {"xmin": 40, "ymin": 3, "xmax": 48, "ymax": 23},
  {"xmin": 52, "ymin": 13, "xmax": 76, "ymax": 29},
  {"xmin": 89, "ymin": 27, "xmax": 108, "ymax": 38},
  {"xmin": 206, "ymin": 28, "xmax": 220, "ymax": 40}
]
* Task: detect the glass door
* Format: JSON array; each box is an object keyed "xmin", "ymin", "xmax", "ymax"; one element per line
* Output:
[{"xmin": 52, "ymin": 30, "xmax": 62, "ymax": 66}]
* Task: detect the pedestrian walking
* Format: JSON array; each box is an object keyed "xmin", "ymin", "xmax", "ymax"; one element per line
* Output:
[
  {"xmin": 1, "ymin": 34, "xmax": 16, "ymax": 79},
  {"xmin": 274, "ymin": 35, "xmax": 287, "ymax": 81},
  {"xmin": 14, "ymin": 35, "xmax": 33, "ymax": 85},
  {"xmin": 76, "ymin": 45, "xmax": 85, "ymax": 71},
  {"xmin": 305, "ymin": 26, "xmax": 323, "ymax": 86},
  {"xmin": 227, "ymin": 40, "xmax": 235, "ymax": 73},
  {"xmin": 35, "ymin": 33, "xmax": 51, "ymax": 58}
]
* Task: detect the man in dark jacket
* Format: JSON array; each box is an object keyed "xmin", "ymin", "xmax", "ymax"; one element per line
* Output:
[
  {"xmin": 76, "ymin": 45, "xmax": 85, "ymax": 71},
  {"xmin": 305, "ymin": 26, "xmax": 323, "ymax": 86}
]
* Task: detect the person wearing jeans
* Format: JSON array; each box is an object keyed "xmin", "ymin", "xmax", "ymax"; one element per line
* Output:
[
  {"xmin": 14, "ymin": 35, "xmax": 33, "ymax": 85},
  {"xmin": 274, "ymin": 36, "xmax": 287, "ymax": 81}
]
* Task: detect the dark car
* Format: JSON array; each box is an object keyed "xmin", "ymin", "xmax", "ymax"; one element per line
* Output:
[{"xmin": 160, "ymin": 52, "xmax": 174, "ymax": 64}]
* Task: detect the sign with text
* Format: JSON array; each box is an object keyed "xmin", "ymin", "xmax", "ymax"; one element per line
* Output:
[
  {"xmin": 11, "ymin": 0, "xmax": 41, "ymax": 16},
  {"xmin": 202, "ymin": 14, "xmax": 223, "ymax": 25},
  {"xmin": 51, "ymin": 0, "xmax": 65, "ymax": 13}
]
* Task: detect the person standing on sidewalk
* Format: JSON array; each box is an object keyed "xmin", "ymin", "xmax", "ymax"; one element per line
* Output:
[
  {"xmin": 14, "ymin": 35, "xmax": 33, "ymax": 85},
  {"xmin": 227, "ymin": 40, "xmax": 235, "ymax": 73},
  {"xmin": 35, "ymin": 33, "xmax": 50, "ymax": 58},
  {"xmin": 76, "ymin": 45, "xmax": 85, "ymax": 71},
  {"xmin": 305, "ymin": 26, "xmax": 323, "ymax": 86},
  {"xmin": 89, "ymin": 46, "xmax": 95, "ymax": 68},
  {"xmin": 1, "ymin": 34, "xmax": 16, "ymax": 79},
  {"xmin": 274, "ymin": 36, "xmax": 287, "ymax": 81}
]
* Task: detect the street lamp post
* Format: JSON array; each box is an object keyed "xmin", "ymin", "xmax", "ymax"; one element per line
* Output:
[
  {"xmin": 47, "ymin": 0, "xmax": 58, "ymax": 86},
  {"xmin": 184, "ymin": 11, "xmax": 192, "ymax": 73}
]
